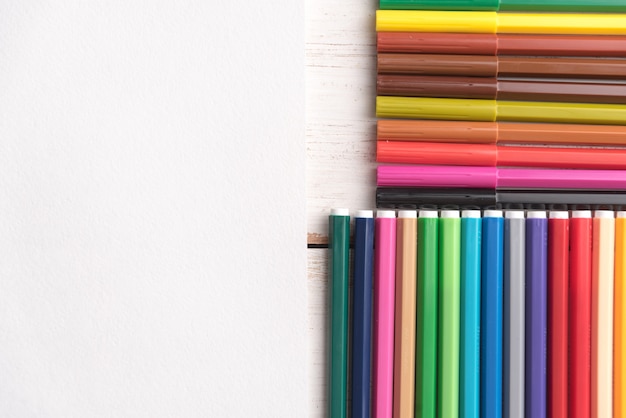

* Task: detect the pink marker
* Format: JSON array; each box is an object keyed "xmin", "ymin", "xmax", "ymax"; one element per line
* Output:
[
  {"xmin": 377, "ymin": 165, "xmax": 626, "ymax": 190},
  {"xmin": 373, "ymin": 210, "xmax": 396, "ymax": 418}
]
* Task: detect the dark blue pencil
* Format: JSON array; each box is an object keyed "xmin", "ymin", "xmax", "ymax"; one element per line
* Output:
[
  {"xmin": 352, "ymin": 210, "xmax": 375, "ymax": 418},
  {"xmin": 481, "ymin": 210, "xmax": 504, "ymax": 418}
]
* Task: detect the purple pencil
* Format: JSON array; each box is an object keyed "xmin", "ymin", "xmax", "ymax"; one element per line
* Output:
[{"xmin": 525, "ymin": 211, "xmax": 548, "ymax": 418}]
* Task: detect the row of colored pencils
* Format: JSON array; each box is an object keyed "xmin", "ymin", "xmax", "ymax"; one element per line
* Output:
[{"xmin": 328, "ymin": 208, "xmax": 626, "ymax": 418}]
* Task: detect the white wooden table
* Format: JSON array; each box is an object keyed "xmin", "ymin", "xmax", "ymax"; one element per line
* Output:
[{"xmin": 306, "ymin": 0, "xmax": 377, "ymax": 414}]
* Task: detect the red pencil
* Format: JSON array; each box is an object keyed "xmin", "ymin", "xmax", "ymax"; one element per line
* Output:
[
  {"xmin": 548, "ymin": 212, "xmax": 569, "ymax": 418},
  {"xmin": 569, "ymin": 211, "xmax": 592, "ymax": 418}
]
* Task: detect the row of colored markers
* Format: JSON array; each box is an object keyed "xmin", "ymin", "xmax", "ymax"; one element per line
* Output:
[
  {"xmin": 328, "ymin": 208, "xmax": 626, "ymax": 418},
  {"xmin": 375, "ymin": 3, "xmax": 626, "ymax": 212}
]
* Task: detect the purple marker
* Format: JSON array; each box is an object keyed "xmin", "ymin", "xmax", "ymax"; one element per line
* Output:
[{"xmin": 525, "ymin": 211, "xmax": 548, "ymax": 418}]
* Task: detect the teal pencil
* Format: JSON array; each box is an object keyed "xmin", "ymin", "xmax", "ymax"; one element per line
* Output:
[
  {"xmin": 439, "ymin": 210, "xmax": 461, "ymax": 418},
  {"xmin": 329, "ymin": 208, "xmax": 350, "ymax": 418}
]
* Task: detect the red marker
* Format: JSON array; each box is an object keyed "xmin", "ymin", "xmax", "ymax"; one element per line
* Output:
[
  {"xmin": 569, "ymin": 210, "xmax": 592, "ymax": 418},
  {"xmin": 548, "ymin": 211, "xmax": 569, "ymax": 418}
]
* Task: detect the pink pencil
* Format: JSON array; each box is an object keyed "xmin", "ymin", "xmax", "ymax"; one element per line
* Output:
[
  {"xmin": 377, "ymin": 165, "xmax": 626, "ymax": 189},
  {"xmin": 373, "ymin": 210, "xmax": 397, "ymax": 418}
]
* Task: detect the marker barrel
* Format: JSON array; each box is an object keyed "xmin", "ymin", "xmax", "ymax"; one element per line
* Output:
[
  {"xmin": 373, "ymin": 212, "xmax": 397, "ymax": 418},
  {"xmin": 352, "ymin": 213, "xmax": 374, "ymax": 418},
  {"xmin": 548, "ymin": 212, "xmax": 569, "ymax": 418},
  {"xmin": 393, "ymin": 212, "xmax": 417, "ymax": 417},
  {"xmin": 460, "ymin": 211, "xmax": 482, "ymax": 418},
  {"xmin": 439, "ymin": 211, "xmax": 461, "ymax": 418},
  {"xmin": 416, "ymin": 212, "xmax": 439, "ymax": 418},
  {"xmin": 504, "ymin": 212, "xmax": 525, "ymax": 418},
  {"xmin": 525, "ymin": 212, "xmax": 548, "ymax": 418},
  {"xmin": 615, "ymin": 213, "xmax": 626, "ymax": 418},
  {"xmin": 328, "ymin": 210, "xmax": 351, "ymax": 418},
  {"xmin": 569, "ymin": 212, "xmax": 592, "ymax": 418},
  {"xmin": 481, "ymin": 212, "xmax": 503, "ymax": 418}
]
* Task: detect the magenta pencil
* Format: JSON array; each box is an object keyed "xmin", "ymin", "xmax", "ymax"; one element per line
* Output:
[
  {"xmin": 377, "ymin": 165, "xmax": 626, "ymax": 190},
  {"xmin": 373, "ymin": 210, "xmax": 397, "ymax": 418}
]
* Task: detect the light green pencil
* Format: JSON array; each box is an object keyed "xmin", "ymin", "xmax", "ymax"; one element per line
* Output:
[{"xmin": 439, "ymin": 210, "xmax": 461, "ymax": 418}]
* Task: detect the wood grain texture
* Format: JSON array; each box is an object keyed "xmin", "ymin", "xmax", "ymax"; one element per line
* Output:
[{"xmin": 307, "ymin": 0, "xmax": 376, "ymax": 414}]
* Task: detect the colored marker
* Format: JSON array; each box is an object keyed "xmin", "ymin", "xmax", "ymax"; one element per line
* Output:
[
  {"xmin": 379, "ymin": 0, "xmax": 626, "ymax": 12},
  {"xmin": 376, "ymin": 10, "xmax": 626, "ymax": 35},
  {"xmin": 615, "ymin": 212, "xmax": 626, "ymax": 418},
  {"xmin": 460, "ymin": 210, "xmax": 482, "ymax": 418},
  {"xmin": 548, "ymin": 211, "xmax": 569, "ymax": 418},
  {"xmin": 393, "ymin": 210, "xmax": 417, "ymax": 418},
  {"xmin": 377, "ymin": 140, "xmax": 626, "ymax": 170},
  {"xmin": 329, "ymin": 208, "xmax": 350, "ymax": 418},
  {"xmin": 569, "ymin": 210, "xmax": 592, "ymax": 418},
  {"xmin": 373, "ymin": 210, "xmax": 397, "ymax": 418},
  {"xmin": 439, "ymin": 210, "xmax": 461, "ymax": 418},
  {"xmin": 377, "ymin": 119, "xmax": 626, "ymax": 147},
  {"xmin": 377, "ymin": 76, "xmax": 626, "ymax": 104},
  {"xmin": 352, "ymin": 210, "xmax": 375, "ymax": 418},
  {"xmin": 481, "ymin": 210, "xmax": 503, "ymax": 418},
  {"xmin": 377, "ymin": 32, "xmax": 626, "ymax": 57},
  {"xmin": 377, "ymin": 165, "xmax": 626, "ymax": 190},
  {"xmin": 525, "ymin": 211, "xmax": 548, "ymax": 418},
  {"xmin": 416, "ymin": 210, "xmax": 439, "ymax": 418},
  {"xmin": 592, "ymin": 210, "xmax": 615, "ymax": 418},
  {"xmin": 378, "ymin": 54, "xmax": 626, "ymax": 80},
  {"xmin": 376, "ymin": 96, "xmax": 626, "ymax": 125},
  {"xmin": 376, "ymin": 187, "xmax": 626, "ymax": 209},
  {"xmin": 503, "ymin": 211, "xmax": 525, "ymax": 418}
]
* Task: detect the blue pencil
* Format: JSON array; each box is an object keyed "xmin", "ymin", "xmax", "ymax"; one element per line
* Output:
[
  {"xmin": 352, "ymin": 210, "xmax": 375, "ymax": 418},
  {"xmin": 481, "ymin": 210, "xmax": 503, "ymax": 418},
  {"xmin": 460, "ymin": 210, "xmax": 482, "ymax": 418},
  {"xmin": 525, "ymin": 211, "xmax": 548, "ymax": 418}
]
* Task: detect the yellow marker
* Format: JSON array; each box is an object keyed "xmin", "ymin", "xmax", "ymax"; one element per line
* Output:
[
  {"xmin": 615, "ymin": 212, "xmax": 626, "ymax": 418},
  {"xmin": 377, "ymin": 10, "xmax": 626, "ymax": 35},
  {"xmin": 376, "ymin": 96, "xmax": 626, "ymax": 126}
]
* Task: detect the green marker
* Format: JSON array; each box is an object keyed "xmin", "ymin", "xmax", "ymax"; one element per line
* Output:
[
  {"xmin": 416, "ymin": 210, "xmax": 439, "ymax": 418},
  {"xmin": 439, "ymin": 210, "xmax": 461, "ymax": 418},
  {"xmin": 379, "ymin": 0, "xmax": 626, "ymax": 12},
  {"xmin": 329, "ymin": 208, "xmax": 350, "ymax": 418}
]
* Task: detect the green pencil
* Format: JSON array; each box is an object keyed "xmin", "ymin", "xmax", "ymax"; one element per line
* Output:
[
  {"xmin": 329, "ymin": 208, "xmax": 350, "ymax": 418},
  {"xmin": 416, "ymin": 210, "xmax": 439, "ymax": 418},
  {"xmin": 439, "ymin": 210, "xmax": 461, "ymax": 418}
]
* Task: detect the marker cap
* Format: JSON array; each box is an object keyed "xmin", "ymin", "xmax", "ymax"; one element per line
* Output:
[
  {"xmin": 505, "ymin": 210, "xmax": 525, "ymax": 219},
  {"xmin": 549, "ymin": 211, "xmax": 569, "ymax": 219},
  {"xmin": 618, "ymin": 211, "xmax": 626, "ymax": 218},
  {"xmin": 594, "ymin": 210, "xmax": 615, "ymax": 218},
  {"xmin": 419, "ymin": 210, "xmax": 439, "ymax": 218},
  {"xmin": 441, "ymin": 210, "xmax": 460, "ymax": 218},
  {"xmin": 462, "ymin": 209, "xmax": 481, "ymax": 218},
  {"xmin": 484, "ymin": 209, "xmax": 503, "ymax": 218},
  {"xmin": 527, "ymin": 210, "xmax": 547, "ymax": 219},
  {"xmin": 355, "ymin": 210, "xmax": 373, "ymax": 218},
  {"xmin": 572, "ymin": 210, "xmax": 592, "ymax": 218},
  {"xmin": 377, "ymin": 210, "xmax": 397, "ymax": 218},
  {"xmin": 398, "ymin": 210, "xmax": 418, "ymax": 218},
  {"xmin": 331, "ymin": 208, "xmax": 350, "ymax": 216}
]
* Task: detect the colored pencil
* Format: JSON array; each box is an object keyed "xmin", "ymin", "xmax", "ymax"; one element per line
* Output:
[
  {"xmin": 377, "ymin": 141, "xmax": 626, "ymax": 170},
  {"xmin": 376, "ymin": 96, "xmax": 626, "ymax": 125},
  {"xmin": 548, "ymin": 211, "xmax": 569, "ymax": 418},
  {"xmin": 377, "ymin": 76, "xmax": 626, "ymax": 104},
  {"xmin": 373, "ymin": 210, "xmax": 397, "ymax": 418},
  {"xmin": 352, "ymin": 210, "xmax": 375, "ymax": 418},
  {"xmin": 376, "ymin": 187, "xmax": 626, "ymax": 209},
  {"xmin": 439, "ymin": 210, "xmax": 461, "ymax": 418},
  {"xmin": 615, "ymin": 212, "xmax": 626, "ymax": 418},
  {"xmin": 591, "ymin": 210, "xmax": 615, "ymax": 418},
  {"xmin": 503, "ymin": 211, "xmax": 525, "ymax": 418},
  {"xmin": 569, "ymin": 210, "xmax": 592, "ymax": 418},
  {"xmin": 376, "ymin": 10, "xmax": 626, "ymax": 35},
  {"xmin": 525, "ymin": 211, "xmax": 548, "ymax": 418},
  {"xmin": 376, "ymin": 165, "xmax": 626, "ymax": 190},
  {"xmin": 328, "ymin": 208, "xmax": 350, "ymax": 418},
  {"xmin": 481, "ymin": 210, "xmax": 503, "ymax": 418},
  {"xmin": 378, "ymin": 54, "xmax": 626, "ymax": 80},
  {"xmin": 460, "ymin": 210, "xmax": 482, "ymax": 418},
  {"xmin": 416, "ymin": 210, "xmax": 439, "ymax": 418},
  {"xmin": 379, "ymin": 0, "xmax": 626, "ymax": 12},
  {"xmin": 377, "ymin": 32, "xmax": 626, "ymax": 57},
  {"xmin": 393, "ymin": 210, "xmax": 417, "ymax": 418},
  {"xmin": 377, "ymin": 120, "xmax": 626, "ymax": 147}
]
